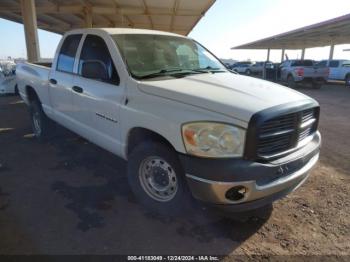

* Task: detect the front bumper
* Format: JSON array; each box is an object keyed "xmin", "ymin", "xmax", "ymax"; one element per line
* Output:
[{"xmin": 179, "ymin": 132, "xmax": 321, "ymax": 211}]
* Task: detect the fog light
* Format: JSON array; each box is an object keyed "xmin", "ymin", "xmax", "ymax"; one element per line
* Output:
[{"xmin": 225, "ymin": 186, "xmax": 247, "ymax": 201}]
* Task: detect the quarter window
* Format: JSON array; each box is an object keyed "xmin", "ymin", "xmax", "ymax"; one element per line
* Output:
[{"xmin": 56, "ymin": 34, "xmax": 82, "ymax": 73}]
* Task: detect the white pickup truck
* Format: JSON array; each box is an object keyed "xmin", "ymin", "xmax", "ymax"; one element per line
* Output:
[
  {"xmin": 317, "ymin": 59, "xmax": 350, "ymax": 86},
  {"xmin": 16, "ymin": 28, "xmax": 321, "ymax": 215}
]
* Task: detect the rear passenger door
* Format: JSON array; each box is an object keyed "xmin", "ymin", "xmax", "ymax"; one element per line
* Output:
[
  {"xmin": 49, "ymin": 34, "xmax": 82, "ymax": 124},
  {"xmin": 328, "ymin": 60, "xmax": 340, "ymax": 80},
  {"xmin": 71, "ymin": 34, "xmax": 125, "ymax": 154}
]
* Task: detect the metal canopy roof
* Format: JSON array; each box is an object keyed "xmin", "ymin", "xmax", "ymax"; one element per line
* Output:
[
  {"xmin": 0, "ymin": 0, "xmax": 215, "ymax": 36},
  {"xmin": 232, "ymin": 13, "xmax": 350, "ymax": 50}
]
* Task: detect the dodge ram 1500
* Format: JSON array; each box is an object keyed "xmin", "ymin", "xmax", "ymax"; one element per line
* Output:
[{"xmin": 16, "ymin": 28, "xmax": 321, "ymax": 215}]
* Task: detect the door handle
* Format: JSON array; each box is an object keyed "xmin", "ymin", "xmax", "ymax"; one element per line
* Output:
[
  {"xmin": 72, "ymin": 86, "xmax": 83, "ymax": 93},
  {"xmin": 49, "ymin": 78, "xmax": 57, "ymax": 85}
]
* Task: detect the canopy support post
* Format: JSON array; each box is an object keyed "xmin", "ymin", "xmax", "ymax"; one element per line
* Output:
[
  {"xmin": 263, "ymin": 48, "xmax": 271, "ymax": 80},
  {"xmin": 266, "ymin": 48, "xmax": 271, "ymax": 61},
  {"xmin": 20, "ymin": 0, "xmax": 40, "ymax": 63},
  {"xmin": 301, "ymin": 48, "xmax": 305, "ymax": 60},
  {"xmin": 329, "ymin": 44, "xmax": 335, "ymax": 60},
  {"xmin": 281, "ymin": 49, "xmax": 285, "ymax": 62}
]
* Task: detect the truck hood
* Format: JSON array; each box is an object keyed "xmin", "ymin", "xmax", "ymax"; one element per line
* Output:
[{"xmin": 137, "ymin": 72, "xmax": 311, "ymax": 122}]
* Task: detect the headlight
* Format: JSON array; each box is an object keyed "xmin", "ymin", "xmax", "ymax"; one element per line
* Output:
[{"xmin": 182, "ymin": 122, "xmax": 245, "ymax": 158}]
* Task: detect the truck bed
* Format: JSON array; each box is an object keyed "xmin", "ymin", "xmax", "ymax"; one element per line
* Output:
[
  {"xmin": 34, "ymin": 62, "xmax": 52, "ymax": 68},
  {"xmin": 302, "ymin": 66, "xmax": 329, "ymax": 79},
  {"xmin": 16, "ymin": 62, "xmax": 51, "ymax": 105}
]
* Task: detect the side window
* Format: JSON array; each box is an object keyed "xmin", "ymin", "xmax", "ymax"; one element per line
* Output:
[
  {"xmin": 317, "ymin": 61, "xmax": 327, "ymax": 67},
  {"xmin": 329, "ymin": 61, "xmax": 339, "ymax": 68},
  {"xmin": 56, "ymin": 34, "xmax": 82, "ymax": 73},
  {"xmin": 78, "ymin": 35, "xmax": 120, "ymax": 85},
  {"xmin": 283, "ymin": 61, "xmax": 291, "ymax": 67},
  {"xmin": 342, "ymin": 61, "xmax": 350, "ymax": 67}
]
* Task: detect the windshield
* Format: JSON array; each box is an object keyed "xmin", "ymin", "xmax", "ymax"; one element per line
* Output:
[{"xmin": 112, "ymin": 34, "xmax": 226, "ymax": 79}]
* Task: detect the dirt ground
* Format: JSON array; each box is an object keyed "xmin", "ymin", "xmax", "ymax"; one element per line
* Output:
[{"xmin": 0, "ymin": 84, "xmax": 349, "ymax": 260}]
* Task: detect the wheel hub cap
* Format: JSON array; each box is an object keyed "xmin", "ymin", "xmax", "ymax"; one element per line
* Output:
[
  {"xmin": 139, "ymin": 157, "xmax": 178, "ymax": 202},
  {"xmin": 32, "ymin": 111, "xmax": 42, "ymax": 136}
]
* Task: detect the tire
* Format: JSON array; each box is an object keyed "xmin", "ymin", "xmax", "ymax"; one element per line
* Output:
[
  {"xmin": 345, "ymin": 75, "xmax": 350, "ymax": 87},
  {"xmin": 312, "ymin": 82, "xmax": 322, "ymax": 89},
  {"xmin": 127, "ymin": 141, "xmax": 191, "ymax": 216},
  {"xmin": 246, "ymin": 69, "xmax": 251, "ymax": 76},
  {"xmin": 14, "ymin": 85, "xmax": 19, "ymax": 95},
  {"xmin": 29, "ymin": 99, "xmax": 53, "ymax": 141},
  {"xmin": 287, "ymin": 75, "xmax": 296, "ymax": 88}
]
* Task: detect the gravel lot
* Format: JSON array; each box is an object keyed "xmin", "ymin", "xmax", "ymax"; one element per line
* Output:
[{"xmin": 0, "ymin": 84, "xmax": 349, "ymax": 259}]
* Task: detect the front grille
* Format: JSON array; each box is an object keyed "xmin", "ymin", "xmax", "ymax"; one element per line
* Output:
[
  {"xmin": 255, "ymin": 107, "xmax": 318, "ymax": 159},
  {"xmin": 298, "ymin": 127, "xmax": 313, "ymax": 142},
  {"xmin": 302, "ymin": 109, "xmax": 314, "ymax": 122}
]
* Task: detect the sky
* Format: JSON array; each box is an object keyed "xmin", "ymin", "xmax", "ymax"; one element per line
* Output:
[
  {"xmin": 1, "ymin": 0, "xmax": 350, "ymax": 62},
  {"xmin": 190, "ymin": 0, "xmax": 350, "ymax": 62}
]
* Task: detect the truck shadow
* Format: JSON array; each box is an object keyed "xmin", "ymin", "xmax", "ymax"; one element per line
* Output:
[{"xmin": 47, "ymin": 126, "xmax": 272, "ymax": 254}]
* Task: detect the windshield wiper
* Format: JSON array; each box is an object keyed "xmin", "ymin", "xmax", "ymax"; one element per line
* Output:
[
  {"xmin": 137, "ymin": 68, "xmax": 204, "ymax": 79},
  {"xmin": 192, "ymin": 66, "xmax": 226, "ymax": 73}
]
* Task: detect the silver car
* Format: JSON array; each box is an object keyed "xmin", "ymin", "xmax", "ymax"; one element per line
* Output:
[
  {"xmin": 230, "ymin": 62, "xmax": 253, "ymax": 74},
  {"xmin": 247, "ymin": 61, "xmax": 274, "ymax": 76}
]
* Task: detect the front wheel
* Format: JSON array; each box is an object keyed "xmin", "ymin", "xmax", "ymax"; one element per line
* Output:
[
  {"xmin": 312, "ymin": 82, "xmax": 322, "ymax": 89},
  {"xmin": 14, "ymin": 85, "xmax": 19, "ymax": 95},
  {"xmin": 287, "ymin": 75, "xmax": 296, "ymax": 88},
  {"xmin": 127, "ymin": 142, "xmax": 191, "ymax": 216}
]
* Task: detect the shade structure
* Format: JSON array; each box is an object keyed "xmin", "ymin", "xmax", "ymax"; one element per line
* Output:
[
  {"xmin": 231, "ymin": 13, "xmax": 350, "ymax": 50},
  {"xmin": 0, "ymin": 0, "xmax": 216, "ymax": 36}
]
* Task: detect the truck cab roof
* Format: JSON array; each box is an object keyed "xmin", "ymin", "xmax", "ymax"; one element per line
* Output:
[{"xmin": 66, "ymin": 28, "xmax": 186, "ymax": 38}]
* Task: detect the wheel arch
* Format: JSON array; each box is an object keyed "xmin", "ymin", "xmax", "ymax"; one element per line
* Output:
[
  {"xmin": 25, "ymin": 85, "xmax": 40, "ymax": 103},
  {"xmin": 126, "ymin": 127, "xmax": 177, "ymax": 157}
]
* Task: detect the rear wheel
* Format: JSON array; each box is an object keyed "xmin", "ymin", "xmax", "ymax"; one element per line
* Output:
[
  {"xmin": 14, "ymin": 85, "xmax": 18, "ymax": 95},
  {"xmin": 128, "ymin": 141, "xmax": 190, "ymax": 216},
  {"xmin": 312, "ymin": 82, "xmax": 322, "ymax": 89},
  {"xmin": 287, "ymin": 75, "xmax": 296, "ymax": 88},
  {"xmin": 29, "ymin": 99, "xmax": 53, "ymax": 141},
  {"xmin": 345, "ymin": 74, "xmax": 350, "ymax": 87}
]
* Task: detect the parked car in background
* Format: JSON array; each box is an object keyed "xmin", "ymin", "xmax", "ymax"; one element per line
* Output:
[
  {"xmin": 229, "ymin": 61, "xmax": 253, "ymax": 74},
  {"xmin": 220, "ymin": 59, "xmax": 237, "ymax": 69},
  {"xmin": 317, "ymin": 59, "xmax": 350, "ymax": 86},
  {"xmin": 16, "ymin": 28, "xmax": 321, "ymax": 215},
  {"xmin": 246, "ymin": 61, "xmax": 274, "ymax": 76},
  {"xmin": 0, "ymin": 61, "xmax": 17, "ymax": 95},
  {"xmin": 279, "ymin": 59, "xmax": 329, "ymax": 89}
]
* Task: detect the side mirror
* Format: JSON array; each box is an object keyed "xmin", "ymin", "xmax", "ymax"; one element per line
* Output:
[{"xmin": 81, "ymin": 60, "xmax": 108, "ymax": 80}]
